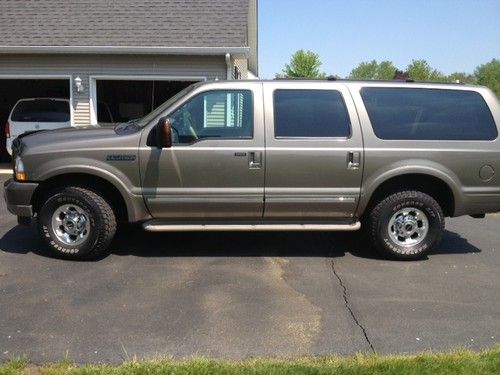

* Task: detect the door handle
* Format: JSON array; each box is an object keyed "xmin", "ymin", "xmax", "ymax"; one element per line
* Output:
[
  {"xmin": 347, "ymin": 151, "xmax": 360, "ymax": 170},
  {"xmin": 248, "ymin": 151, "xmax": 262, "ymax": 169}
]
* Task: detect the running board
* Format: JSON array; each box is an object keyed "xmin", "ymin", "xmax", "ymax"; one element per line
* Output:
[{"xmin": 143, "ymin": 222, "xmax": 361, "ymax": 232}]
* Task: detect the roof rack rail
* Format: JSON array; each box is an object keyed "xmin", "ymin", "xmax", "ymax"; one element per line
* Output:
[
  {"xmin": 271, "ymin": 77, "xmax": 468, "ymax": 85},
  {"xmin": 274, "ymin": 77, "xmax": 328, "ymax": 81},
  {"xmin": 274, "ymin": 76, "xmax": 339, "ymax": 81}
]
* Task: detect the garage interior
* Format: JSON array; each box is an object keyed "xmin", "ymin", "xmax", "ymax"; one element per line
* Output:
[
  {"xmin": 0, "ymin": 78, "xmax": 70, "ymax": 162},
  {"xmin": 0, "ymin": 78, "xmax": 197, "ymax": 162},
  {"xmin": 95, "ymin": 80, "xmax": 196, "ymax": 124}
]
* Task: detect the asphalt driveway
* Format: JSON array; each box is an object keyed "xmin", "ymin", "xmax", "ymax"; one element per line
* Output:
[{"xmin": 0, "ymin": 173, "xmax": 498, "ymax": 364}]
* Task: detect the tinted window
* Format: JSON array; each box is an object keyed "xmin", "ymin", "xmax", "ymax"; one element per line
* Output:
[
  {"xmin": 11, "ymin": 100, "xmax": 70, "ymax": 122},
  {"xmin": 169, "ymin": 90, "xmax": 253, "ymax": 144},
  {"xmin": 360, "ymin": 88, "xmax": 497, "ymax": 141},
  {"xmin": 274, "ymin": 90, "xmax": 350, "ymax": 138}
]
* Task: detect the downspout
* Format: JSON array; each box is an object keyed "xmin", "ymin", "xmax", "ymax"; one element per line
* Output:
[{"xmin": 225, "ymin": 53, "xmax": 231, "ymax": 80}]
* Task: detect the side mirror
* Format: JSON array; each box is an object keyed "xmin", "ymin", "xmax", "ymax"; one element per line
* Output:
[{"xmin": 155, "ymin": 117, "xmax": 172, "ymax": 148}]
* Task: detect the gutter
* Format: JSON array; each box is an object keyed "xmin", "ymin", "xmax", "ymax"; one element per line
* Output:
[
  {"xmin": 225, "ymin": 53, "xmax": 232, "ymax": 80},
  {"xmin": 0, "ymin": 46, "xmax": 250, "ymax": 56}
]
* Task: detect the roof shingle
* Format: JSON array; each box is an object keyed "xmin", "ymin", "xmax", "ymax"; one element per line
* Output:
[{"xmin": 0, "ymin": 0, "xmax": 250, "ymax": 48}]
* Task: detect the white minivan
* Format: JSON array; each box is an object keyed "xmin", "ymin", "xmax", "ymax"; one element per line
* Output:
[{"xmin": 5, "ymin": 98, "xmax": 71, "ymax": 155}]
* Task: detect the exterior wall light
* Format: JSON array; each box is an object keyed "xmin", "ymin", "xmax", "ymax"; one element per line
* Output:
[{"xmin": 74, "ymin": 76, "xmax": 84, "ymax": 93}]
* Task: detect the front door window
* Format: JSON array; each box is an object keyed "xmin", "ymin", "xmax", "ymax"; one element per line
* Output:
[{"xmin": 169, "ymin": 90, "xmax": 253, "ymax": 145}]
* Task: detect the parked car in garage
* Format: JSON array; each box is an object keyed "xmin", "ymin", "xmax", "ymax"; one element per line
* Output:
[{"xmin": 5, "ymin": 98, "xmax": 71, "ymax": 155}]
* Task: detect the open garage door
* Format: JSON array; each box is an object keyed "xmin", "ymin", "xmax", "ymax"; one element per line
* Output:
[
  {"xmin": 94, "ymin": 80, "xmax": 197, "ymax": 125},
  {"xmin": 0, "ymin": 78, "xmax": 70, "ymax": 162}
]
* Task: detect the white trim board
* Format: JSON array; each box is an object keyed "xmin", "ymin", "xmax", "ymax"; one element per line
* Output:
[
  {"xmin": 89, "ymin": 75, "xmax": 206, "ymax": 125},
  {"xmin": 0, "ymin": 46, "xmax": 250, "ymax": 55}
]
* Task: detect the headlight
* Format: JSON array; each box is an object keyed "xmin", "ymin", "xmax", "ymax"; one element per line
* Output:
[{"xmin": 14, "ymin": 156, "xmax": 26, "ymax": 181}]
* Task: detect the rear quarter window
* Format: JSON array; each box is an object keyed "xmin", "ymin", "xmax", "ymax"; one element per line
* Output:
[
  {"xmin": 11, "ymin": 100, "xmax": 70, "ymax": 122},
  {"xmin": 360, "ymin": 88, "xmax": 497, "ymax": 141}
]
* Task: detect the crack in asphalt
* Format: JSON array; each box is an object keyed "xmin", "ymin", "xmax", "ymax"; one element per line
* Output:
[{"xmin": 331, "ymin": 260, "xmax": 375, "ymax": 353}]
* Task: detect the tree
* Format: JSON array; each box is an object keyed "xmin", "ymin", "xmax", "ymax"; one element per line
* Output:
[
  {"xmin": 279, "ymin": 50, "xmax": 326, "ymax": 79},
  {"xmin": 348, "ymin": 60, "xmax": 397, "ymax": 80},
  {"xmin": 377, "ymin": 60, "xmax": 398, "ymax": 80},
  {"xmin": 474, "ymin": 59, "xmax": 500, "ymax": 97},
  {"xmin": 348, "ymin": 60, "xmax": 378, "ymax": 79},
  {"xmin": 446, "ymin": 72, "xmax": 476, "ymax": 84},
  {"xmin": 406, "ymin": 59, "xmax": 446, "ymax": 82}
]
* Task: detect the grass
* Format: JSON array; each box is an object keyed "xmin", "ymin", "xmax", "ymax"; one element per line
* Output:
[{"xmin": 0, "ymin": 346, "xmax": 499, "ymax": 375}]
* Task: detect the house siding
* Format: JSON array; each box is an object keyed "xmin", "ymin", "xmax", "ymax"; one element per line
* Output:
[
  {"xmin": 247, "ymin": 0, "xmax": 258, "ymax": 76},
  {"xmin": 74, "ymin": 100, "xmax": 91, "ymax": 126},
  {"xmin": 0, "ymin": 54, "xmax": 227, "ymax": 126},
  {"xmin": 231, "ymin": 54, "xmax": 248, "ymax": 79}
]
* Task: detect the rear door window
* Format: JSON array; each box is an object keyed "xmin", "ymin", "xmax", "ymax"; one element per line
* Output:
[
  {"xmin": 360, "ymin": 88, "xmax": 497, "ymax": 140},
  {"xmin": 11, "ymin": 100, "xmax": 70, "ymax": 122},
  {"xmin": 274, "ymin": 89, "xmax": 351, "ymax": 138}
]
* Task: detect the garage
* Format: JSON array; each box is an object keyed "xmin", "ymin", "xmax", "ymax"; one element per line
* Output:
[
  {"xmin": 0, "ymin": 78, "xmax": 70, "ymax": 162},
  {"xmin": 0, "ymin": 1, "xmax": 258, "ymax": 162},
  {"xmin": 92, "ymin": 79, "xmax": 197, "ymax": 125},
  {"xmin": 0, "ymin": 78, "xmax": 198, "ymax": 161}
]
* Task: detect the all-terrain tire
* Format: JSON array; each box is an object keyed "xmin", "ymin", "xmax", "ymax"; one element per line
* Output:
[
  {"xmin": 368, "ymin": 190, "xmax": 445, "ymax": 260},
  {"xmin": 38, "ymin": 186, "xmax": 116, "ymax": 260}
]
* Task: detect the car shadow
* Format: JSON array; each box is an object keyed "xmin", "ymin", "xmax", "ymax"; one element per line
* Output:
[{"xmin": 0, "ymin": 222, "xmax": 482, "ymax": 261}]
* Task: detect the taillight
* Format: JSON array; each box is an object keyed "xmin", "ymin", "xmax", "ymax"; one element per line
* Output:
[{"xmin": 4, "ymin": 121, "xmax": 10, "ymax": 138}]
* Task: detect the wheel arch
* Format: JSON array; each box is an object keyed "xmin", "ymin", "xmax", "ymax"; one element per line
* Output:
[
  {"xmin": 31, "ymin": 171, "xmax": 143, "ymax": 222},
  {"xmin": 359, "ymin": 171, "xmax": 458, "ymax": 219}
]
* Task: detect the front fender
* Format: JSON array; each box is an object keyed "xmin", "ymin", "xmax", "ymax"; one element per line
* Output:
[{"xmin": 29, "ymin": 157, "xmax": 150, "ymax": 222}]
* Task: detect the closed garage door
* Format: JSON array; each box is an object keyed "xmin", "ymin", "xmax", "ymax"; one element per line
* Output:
[
  {"xmin": 95, "ymin": 80, "xmax": 196, "ymax": 125},
  {"xmin": 0, "ymin": 78, "xmax": 70, "ymax": 162}
]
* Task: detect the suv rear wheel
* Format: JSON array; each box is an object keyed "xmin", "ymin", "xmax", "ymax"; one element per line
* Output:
[
  {"xmin": 38, "ymin": 186, "xmax": 116, "ymax": 260},
  {"xmin": 368, "ymin": 190, "xmax": 445, "ymax": 260}
]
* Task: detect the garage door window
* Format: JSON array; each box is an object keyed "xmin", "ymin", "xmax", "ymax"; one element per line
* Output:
[
  {"xmin": 95, "ymin": 80, "xmax": 196, "ymax": 125},
  {"xmin": 170, "ymin": 90, "xmax": 253, "ymax": 144}
]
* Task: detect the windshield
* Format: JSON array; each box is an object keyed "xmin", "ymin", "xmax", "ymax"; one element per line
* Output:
[{"xmin": 135, "ymin": 83, "xmax": 198, "ymax": 127}]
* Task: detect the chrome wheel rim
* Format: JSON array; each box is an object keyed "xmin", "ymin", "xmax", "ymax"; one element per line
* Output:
[
  {"xmin": 388, "ymin": 207, "xmax": 429, "ymax": 247},
  {"xmin": 51, "ymin": 204, "xmax": 90, "ymax": 246}
]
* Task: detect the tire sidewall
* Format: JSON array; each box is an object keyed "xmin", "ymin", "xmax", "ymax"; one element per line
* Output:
[
  {"xmin": 376, "ymin": 194, "xmax": 443, "ymax": 259},
  {"xmin": 39, "ymin": 189, "xmax": 101, "ymax": 257}
]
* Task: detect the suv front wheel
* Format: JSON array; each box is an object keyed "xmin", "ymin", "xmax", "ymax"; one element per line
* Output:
[
  {"xmin": 368, "ymin": 190, "xmax": 445, "ymax": 260},
  {"xmin": 38, "ymin": 186, "xmax": 116, "ymax": 260}
]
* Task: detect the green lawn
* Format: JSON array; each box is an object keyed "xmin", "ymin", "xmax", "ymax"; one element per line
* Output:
[{"xmin": 1, "ymin": 346, "xmax": 499, "ymax": 375}]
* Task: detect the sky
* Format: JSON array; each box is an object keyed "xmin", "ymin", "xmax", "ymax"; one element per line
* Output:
[{"xmin": 258, "ymin": 0, "xmax": 500, "ymax": 79}]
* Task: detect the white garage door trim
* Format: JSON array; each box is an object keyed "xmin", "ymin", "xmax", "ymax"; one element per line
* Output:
[
  {"xmin": 89, "ymin": 75, "xmax": 207, "ymax": 125},
  {"xmin": 0, "ymin": 75, "xmax": 74, "ymax": 126}
]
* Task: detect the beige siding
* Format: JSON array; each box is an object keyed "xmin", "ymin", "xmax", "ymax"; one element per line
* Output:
[
  {"xmin": 231, "ymin": 55, "xmax": 249, "ymax": 79},
  {"xmin": 247, "ymin": 0, "xmax": 258, "ymax": 76},
  {"xmin": 73, "ymin": 100, "xmax": 91, "ymax": 126},
  {"xmin": 0, "ymin": 54, "xmax": 227, "ymax": 78},
  {"xmin": 0, "ymin": 54, "xmax": 227, "ymax": 126}
]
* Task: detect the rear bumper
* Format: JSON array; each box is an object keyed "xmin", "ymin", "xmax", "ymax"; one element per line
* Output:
[{"xmin": 3, "ymin": 178, "xmax": 38, "ymax": 217}]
